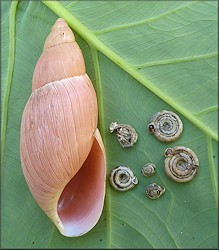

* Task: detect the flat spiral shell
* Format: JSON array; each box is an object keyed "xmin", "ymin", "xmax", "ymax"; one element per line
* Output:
[
  {"xmin": 110, "ymin": 122, "xmax": 138, "ymax": 148},
  {"xmin": 148, "ymin": 110, "xmax": 183, "ymax": 142},
  {"xmin": 141, "ymin": 163, "xmax": 156, "ymax": 177},
  {"xmin": 164, "ymin": 146, "xmax": 199, "ymax": 183},
  {"xmin": 145, "ymin": 183, "xmax": 165, "ymax": 199},
  {"xmin": 109, "ymin": 166, "xmax": 138, "ymax": 191}
]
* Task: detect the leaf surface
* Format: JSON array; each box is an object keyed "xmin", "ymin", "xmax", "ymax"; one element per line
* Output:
[{"xmin": 1, "ymin": 1, "xmax": 218, "ymax": 248}]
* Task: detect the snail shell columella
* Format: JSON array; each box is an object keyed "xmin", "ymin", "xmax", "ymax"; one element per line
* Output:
[
  {"xmin": 148, "ymin": 110, "xmax": 183, "ymax": 142},
  {"xmin": 110, "ymin": 122, "xmax": 138, "ymax": 148},
  {"xmin": 109, "ymin": 166, "xmax": 138, "ymax": 191},
  {"xmin": 164, "ymin": 146, "xmax": 199, "ymax": 183},
  {"xmin": 145, "ymin": 183, "xmax": 165, "ymax": 199},
  {"xmin": 141, "ymin": 163, "xmax": 156, "ymax": 177}
]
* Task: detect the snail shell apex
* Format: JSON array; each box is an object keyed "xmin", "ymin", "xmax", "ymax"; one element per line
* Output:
[
  {"xmin": 32, "ymin": 18, "xmax": 85, "ymax": 91},
  {"xmin": 20, "ymin": 18, "xmax": 106, "ymax": 237},
  {"xmin": 44, "ymin": 18, "xmax": 75, "ymax": 50}
]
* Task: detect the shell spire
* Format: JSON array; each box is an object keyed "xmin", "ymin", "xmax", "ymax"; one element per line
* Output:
[
  {"xmin": 20, "ymin": 18, "xmax": 106, "ymax": 237},
  {"xmin": 32, "ymin": 18, "xmax": 85, "ymax": 91},
  {"xmin": 44, "ymin": 18, "xmax": 76, "ymax": 49}
]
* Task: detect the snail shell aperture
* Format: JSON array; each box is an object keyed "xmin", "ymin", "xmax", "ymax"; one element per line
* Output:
[
  {"xmin": 20, "ymin": 18, "xmax": 106, "ymax": 237},
  {"xmin": 109, "ymin": 166, "xmax": 138, "ymax": 191},
  {"xmin": 148, "ymin": 110, "xmax": 183, "ymax": 142},
  {"xmin": 164, "ymin": 146, "xmax": 199, "ymax": 183}
]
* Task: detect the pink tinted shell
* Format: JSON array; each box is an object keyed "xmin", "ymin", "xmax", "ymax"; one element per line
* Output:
[{"xmin": 20, "ymin": 18, "xmax": 106, "ymax": 237}]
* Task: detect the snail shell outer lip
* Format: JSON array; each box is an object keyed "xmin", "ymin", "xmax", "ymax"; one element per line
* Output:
[
  {"xmin": 164, "ymin": 146, "xmax": 199, "ymax": 183},
  {"xmin": 20, "ymin": 76, "xmax": 106, "ymax": 237},
  {"xmin": 148, "ymin": 110, "xmax": 183, "ymax": 142},
  {"xmin": 109, "ymin": 166, "xmax": 138, "ymax": 191}
]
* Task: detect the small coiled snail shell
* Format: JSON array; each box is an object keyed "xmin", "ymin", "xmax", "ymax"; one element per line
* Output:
[
  {"xmin": 110, "ymin": 122, "xmax": 138, "ymax": 148},
  {"xmin": 141, "ymin": 163, "xmax": 156, "ymax": 177},
  {"xmin": 109, "ymin": 166, "xmax": 138, "ymax": 191},
  {"xmin": 148, "ymin": 110, "xmax": 183, "ymax": 142},
  {"xmin": 20, "ymin": 18, "xmax": 106, "ymax": 237},
  {"xmin": 164, "ymin": 146, "xmax": 199, "ymax": 183},
  {"xmin": 145, "ymin": 183, "xmax": 165, "ymax": 199}
]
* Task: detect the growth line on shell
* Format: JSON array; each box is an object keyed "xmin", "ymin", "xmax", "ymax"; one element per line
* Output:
[
  {"xmin": 20, "ymin": 18, "xmax": 106, "ymax": 237},
  {"xmin": 42, "ymin": 1, "xmax": 218, "ymax": 141}
]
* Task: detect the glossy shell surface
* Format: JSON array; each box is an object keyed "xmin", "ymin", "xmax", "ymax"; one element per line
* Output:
[
  {"xmin": 164, "ymin": 146, "xmax": 199, "ymax": 183},
  {"xmin": 148, "ymin": 110, "xmax": 183, "ymax": 142},
  {"xmin": 109, "ymin": 166, "xmax": 138, "ymax": 191},
  {"xmin": 20, "ymin": 18, "xmax": 106, "ymax": 237}
]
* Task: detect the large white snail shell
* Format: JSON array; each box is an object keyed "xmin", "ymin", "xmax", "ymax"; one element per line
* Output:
[{"xmin": 20, "ymin": 18, "xmax": 106, "ymax": 237}]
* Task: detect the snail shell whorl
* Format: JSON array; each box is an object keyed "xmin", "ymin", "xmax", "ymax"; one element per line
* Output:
[
  {"xmin": 145, "ymin": 183, "xmax": 165, "ymax": 199},
  {"xmin": 110, "ymin": 122, "xmax": 138, "ymax": 148},
  {"xmin": 32, "ymin": 18, "xmax": 85, "ymax": 91},
  {"xmin": 164, "ymin": 146, "xmax": 199, "ymax": 183},
  {"xmin": 148, "ymin": 110, "xmax": 183, "ymax": 142},
  {"xmin": 20, "ymin": 18, "xmax": 106, "ymax": 237},
  {"xmin": 141, "ymin": 163, "xmax": 156, "ymax": 177},
  {"xmin": 109, "ymin": 166, "xmax": 138, "ymax": 191}
]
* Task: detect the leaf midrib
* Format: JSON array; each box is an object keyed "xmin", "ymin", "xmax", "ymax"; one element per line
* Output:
[
  {"xmin": 90, "ymin": 47, "xmax": 112, "ymax": 248},
  {"xmin": 207, "ymin": 137, "xmax": 218, "ymax": 204},
  {"xmin": 42, "ymin": 0, "xmax": 218, "ymax": 141},
  {"xmin": 1, "ymin": 0, "xmax": 18, "ymax": 165}
]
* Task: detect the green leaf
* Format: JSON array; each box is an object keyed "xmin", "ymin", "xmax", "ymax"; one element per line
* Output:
[{"xmin": 1, "ymin": 0, "xmax": 218, "ymax": 248}]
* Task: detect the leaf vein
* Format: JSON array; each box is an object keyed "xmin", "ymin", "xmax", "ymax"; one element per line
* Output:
[
  {"xmin": 136, "ymin": 52, "xmax": 218, "ymax": 69},
  {"xmin": 1, "ymin": 1, "xmax": 18, "ymax": 165},
  {"xmin": 94, "ymin": 2, "xmax": 195, "ymax": 35},
  {"xmin": 42, "ymin": 0, "xmax": 218, "ymax": 141}
]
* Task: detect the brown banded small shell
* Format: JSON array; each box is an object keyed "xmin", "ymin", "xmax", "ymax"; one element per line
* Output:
[
  {"xmin": 110, "ymin": 122, "xmax": 138, "ymax": 148},
  {"xmin": 109, "ymin": 166, "xmax": 138, "ymax": 191},
  {"xmin": 148, "ymin": 110, "xmax": 183, "ymax": 142},
  {"xmin": 145, "ymin": 183, "xmax": 165, "ymax": 199},
  {"xmin": 164, "ymin": 146, "xmax": 199, "ymax": 183},
  {"xmin": 141, "ymin": 163, "xmax": 156, "ymax": 177}
]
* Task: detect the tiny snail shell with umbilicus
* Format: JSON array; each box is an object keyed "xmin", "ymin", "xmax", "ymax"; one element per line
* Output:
[
  {"xmin": 148, "ymin": 110, "xmax": 183, "ymax": 142},
  {"xmin": 145, "ymin": 183, "xmax": 165, "ymax": 199},
  {"xmin": 109, "ymin": 166, "xmax": 138, "ymax": 191},
  {"xmin": 141, "ymin": 163, "xmax": 156, "ymax": 177},
  {"xmin": 164, "ymin": 146, "xmax": 199, "ymax": 183},
  {"xmin": 20, "ymin": 18, "xmax": 106, "ymax": 237}
]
